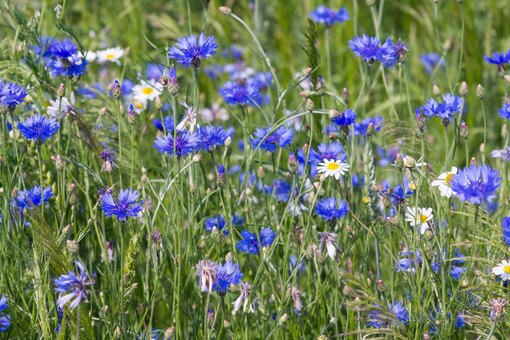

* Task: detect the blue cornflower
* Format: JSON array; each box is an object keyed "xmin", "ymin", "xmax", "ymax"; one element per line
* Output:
[
  {"xmin": 0, "ymin": 295, "xmax": 10, "ymax": 333},
  {"xmin": 331, "ymin": 109, "xmax": 357, "ymax": 127},
  {"xmin": 502, "ymin": 217, "xmax": 510, "ymax": 246},
  {"xmin": 18, "ymin": 114, "xmax": 59, "ymax": 143},
  {"xmin": 197, "ymin": 125, "xmax": 233, "ymax": 151},
  {"xmin": 213, "ymin": 261, "xmax": 243, "ymax": 294},
  {"xmin": 205, "ymin": 214, "xmax": 226, "ymax": 233},
  {"xmin": 352, "ymin": 174, "xmax": 365, "ymax": 188},
  {"xmin": 264, "ymin": 179, "xmax": 295, "ymax": 202},
  {"xmin": 368, "ymin": 302, "xmax": 409, "ymax": 328},
  {"xmin": 236, "ymin": 227, "xmax": 276, "ymax": 255},
  {"xmin": 315, "ymin": 198, "xmax": 349, "ymax": 221},
  {"xmin": 451, "ymin": 164, "xmax": 501, "ymax": 205},
  {"xmin": 220, "ymin": 80, "xmax": 268, "ymax": 106},
  {"xmin": 420, "ymin": 53, "xmax": 445, "ymax": 74},
  {"xmin": 53, "ymin": 261, "xmax": 94, "ymax": 309},
  {"xmin": 421, "ymin": 93, "xmax": 464, "ymax": 121},
  {"xmin": 15, "ymin": 186, "xmax": 53, "ymax": 209},
  {"xmin": 484, "ymin": 50, "xmax": 510, "ymax": 67},
  {"xmin": 100, "ymin": 188, "xmax": 143, "ymax": 222},
  {"xmin": 386, "ymin": 179, "xmax": 414, "ymax": 205},
  {"xmin": 153, "ymin": 131, "xmax": 199, "ymax": 157},
  {"xmin": 168, "ymin": 33, "xmax": 217, "ymax": 68},
  {"xmin": 0, "ymin": 79, "xmax": 28, "ymax": 111},
  {"xmin": 289, "ymin": 256, "xmax": 305, "ymax": 272},
  {"xmin": 354, "ymin": 116, "xmax": 383, "ymax": 137},
  {"xmin": 349, "ymin": 34, "xmax": 382, "ymax": 65},
  {"xmin": 395, "ymin": 250, "xmax": 422, "ymax": 272},
  {"xmin": 251, "ymin": 126, "xmax": 294, "ymax": 152},
  {"xmin": 378, "ymin": 38, "xmax": 408, "ymax": 68},
  {"xmin": 45, "ymin": 39, "xmax": 88, "ymax": 77},
  {"xmin": 33, "ymin": 36, "xmax": 58, "ymax": 58},
  {"xmin": 221, "ymin": 45, "xmax": 244, "ymax": 60},
  {"xmin": 498, "ymin": 103, "xmax": 510, "ymax": 119},
  {"xmin": 153, "ymin": 116, "xmax": 175, "ymax": 133},
  {"xmin": 309, "ymin": 5, "xmax": 349, "ymax": 26}
]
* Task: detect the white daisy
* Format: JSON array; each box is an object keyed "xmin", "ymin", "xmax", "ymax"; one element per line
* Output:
[
  {"xmin": 78, "ymin": 50, "xmax": 96, "ymax": 62},
  {"xmin": 132, "ymin": 79, "xmax": 163, "ymax": 103},
  {"xmin": 431, "ymin": 166, "xmax": 458, "ymax": 198},
  {"xmin": 492, "ymin": 260, "xmax": 510, "ymax": 281},
  {"xmin": 317, "ymin": 159, "xmax": 350, "ymax": 180},
  {"xmin": 96, "ymin": 47, "xmax": 125, "ymax": 64},
  {"xmin": 405, "ymin": 207, "xmax": 433, "ymax": 234}
]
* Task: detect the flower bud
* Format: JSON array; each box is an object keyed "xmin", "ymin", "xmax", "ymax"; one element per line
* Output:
[
  {"xmin": 403, "ymin": 155, "xmax": 416, "ymax": 168},
  {"xmin": 305, "ymin": 98, "xmax": 315, "ymax": 112},
  {"xmin": 57, "ymin": 83, "xmax": 65, "ymax": 97},
  {"xmin": 394, "ymin": 153, "xmax": 404, "ymax": 169},
  {"xmin": 459, "ymin": 81, "xmax": 468, "ymax": 96},
  {"xmin": 110, "ymin": 80, "xmax": 122, "ymax": 99},
  {"xmin": 288, "ymin": 153, "xmax": 298, "ymax": 173},
  {"xmin": 342, "ymin": 88, "xmax": 350, "ymax": 102},
  {"xmin": 460, "ymin": 121, "xmax": 469, "ymax": 138},
  {"xmin": 219, "ymin": 6, "xmax": 232, "ymax": 15},
  {"xmin": 476, "ymin": 84, "xmax": 484, "ymax": 99},
  {"xmin": 432, "ymin": 84, "xmax": 441, "ymax": 96}
]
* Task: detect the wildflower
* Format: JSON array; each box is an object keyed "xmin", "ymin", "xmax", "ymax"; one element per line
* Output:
[
  {"xmin": 214, "ymin": 260, "xmax": 243, "ymax": 294},
  {"xmin": 318, "ymin": 231, "xmax": 338, "ymax": 260},
  {"xmin": 491, "ymin": 146, "xmax": 510, "ymax": 161},
  {"xmin": 349, "ymin": 34, "xmax": 382, "ymax": 65},
  {"xmin": 132, "ymin": 79, "xmax": 163, "ymax": 104},
  {"xmin": 232, "ymin": 282, "xmax": 255, "ymax": 314},
  {"xmin": 53, "ymin": 261, "xmax": 94, "ymax": 309},
  {"xmin": 450, "ymin": 164, "xmax": 501, "ymax": 205},
  {"xmin": 492, "ymin": 260, "xmax": 510, "ymax": 281},
  {"xmin": 176, "ymin": 105, "xmax": 198, "ymax": 133},
  {"xmin": 45, "ymin": 39, "xmax": 88, "ymax": 77},
  {"xmin": 197, "ymin": 125, "xmax": 233, "ymax": 151},
  {"xmin": 168, "ymin": 33, "xmax": 217, "ymax": 68},
  {"xmin": 18, "ymin": 114, "xmax": 59, "ymax": 143},
  {"xmin": 0, "ymin": 296, "xmax": 10, "ymax": 333},
  {"xmin": 395, "ymin": 250, "xmax": 422, "ymax": 272},
  {"xmin": 286, "ymin": 285, "xmax": 303, "ymax": 313},
  {"xmin": 315, "ymin": 198, "xmax": 349, "ymax": 221},
  {"xmin": 498, "ymin": 103, "xmax": 510, "ymax": 119},
  {"xmin": 100, "ymin": 188, "xmax": 143, "ymax": 222},
  {"xmin": 15, "ymin": 186, "xmax": 53, "ymax": 209},
  {"xmin": 47, "ymin": 94, "xmax": 75, "ymax": 118},
  {"xmin": 236, "ymin": 228, "xmax": 276, "ymax": 255},
  {"xmin": 502, "ymin": 217, "xmax": 510, "ymax": 246},
  {"xmin": 421, "ymin": 93, "xmax": 464, "ymax": 121},
  {"xmin": 205, "ymin": 214, "xmax": 226, "ymax": 234},
  {"xmin": 0, "ymin": 79, "xmax": 28, "ymax": 111},
  {"xmin": 220, "ymin": 80, "xmax": 268, "ymax": 106},
  {"xmin": 354, "ymin": 116, "xmax": 383, "ymax": 137},
  {"xmin": 378, "ymin": 39, "xmax": 408, "ymax": 68},
  {"xmin": 153, "ymin": 131, "xmax": 199, "ymax": 157},
  {"xmin": 99, "ymin": 149, "xmax": 117, "ymax": 173},
  {"xmin": 196, "ymin": 260, "xmax": 217, "ymax": 293},
  {"xmin": 405, "ymin": 207, "xmax": 433, "ymax": 234},
  {"xmin": 420, "ymin": 53, "xmax": 445, "ymax": 74},
  {"xmin": 317, "ymin": 159, "xmax": 350, "ymax": 180},
  {"xmin": 490, "ymin": 299, "xmax": 507, "ymax": 321},
  {"xmin": 484, "ymin": 50, "xmax": 510, "ymax": 68},
  {"xmin": 289, "ymin": 256, "xmax": 305, "ymax": 273},
  {"xmin": 368, "ymin": 302, "xmax": 409, "ymax": 328},
  {"xmin": 95, "ymin": 47, "xmax": 125, "ymax": 64},
  {"xmin": 251, "ymin": 126, "xmax": 294, "ymax": 152},
  {"xmin": 200, "ymin": 103, "xmax": 229, "ymax": 123},
  {"xmin": 331, "ymin": 109, "xmax": 357, "ymax": 127},
  {"xmin": 309, "ymin": 5, "xmax": 349, "ymax": 26},
  {"xmin": 431, "ymin": 167, "xmax": 457, "ymax": 198}
]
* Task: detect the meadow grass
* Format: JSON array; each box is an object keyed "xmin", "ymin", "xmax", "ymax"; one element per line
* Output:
[{"xmin": 1, "ymin": 0, "xmax": 510, "ymax": 339}]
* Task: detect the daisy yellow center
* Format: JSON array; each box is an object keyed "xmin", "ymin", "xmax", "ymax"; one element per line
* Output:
[
  {"xmin": 142, "ymin": 87, "xmax": 154, "ymax": 95},
  {"xmin": 420, "ymin": 214, "xmax": 428, "ymax": 224},
  {"xmin": 134, "ymin": 102, "xmax": 143, "ymax": 109},
  {"xmin": 445, "ymin": 173, "xmax": 454, "ymax": 185},
  {"xmin": 105, "ymin": 53, "xmax": 115, "ymax": 60},
  {"xmin": 504, "ymin": 265, "xmax": 510, "ymax": 274},
  {"xmin": 326, "ymin": 162, "xmax": 340, "ymax": 171}
]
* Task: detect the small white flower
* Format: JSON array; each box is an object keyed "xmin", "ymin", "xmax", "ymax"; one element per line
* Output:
[
  {"xmin": 177, "ymin": 104, "xmax": 198, "ymax": 133},
  {"xmin": 78, "ymin": 50, "xmax": 96, "ymax": 62},
  {"xmin": 431, "ymin": 166, "xmax": 457, "ymax": 198},
  {"xmin": 132, "ymin": 79, "xmax": 163, "ymax": 103},
  {"xmin": 317, "ymin": 159, "xmax": 350, "ymax": 180},
  {"xmin": 47, "ymin": 93, "xmax": 75, "ymax": 118},
  {"xmin": 95, "ymin": 47, "xmax": 125, "ymax": 64},
  {"xmin": 492, "ymin": 260, "xmax": 510, "ymax": 281},
  {"xmin": 405, "ymin": 207, "xmax": 433, "ymax": 234}
]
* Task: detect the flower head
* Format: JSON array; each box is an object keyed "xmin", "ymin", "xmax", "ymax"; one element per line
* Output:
[
  {"xmin": 331, "ymin": 109, "xmax": 357, "ymax": 127},
  {"xmin": 236, "ymin": 228, "xmax": 276, "ymax": 255},
  {"xmin": 132, "ymin": 79, "xmax": 163, "ymax": 104},
  {"xmin": 395, "ymin": 249, "xmax": 422, "ymax": 272},
  {"xmin": 196, "ymin": 260, "xmax": 217, "ymax": 293},
  {"xmin": 232, "ymin": 282, "xmax": 255, "ymax": 314},
  {"xmin": 168, "ymin": 33, "xmax": 217, "ymax": 68},
  {"xmin": 502, "ymin": 217, "xmax": 510, "ymax": 246},
  {"xmin": 214, "ymin": 261, "xmax": 243, "ymax": 294},
  {"xmin": 484, "ymin": 50, "xmax": 510, "ymax": 67},
  {"xmin": 491, "ymin": 146, "xmax": 510, "ymax": 161},
  {"xmin": 405, "ymin": 207, "xmax": 433, "ymax": 234},
  {"xmin": 492, "ymin": 260, "xmax": 510, "ymax": 281},
  {"xmin": 197, "ymin": 125, "xmax": 233, "ymax": 151},
  {"xmin": 99, "ymin": 149, "xmax": 117, "ymax": 173},
  {"xmin": 498, "ymin": 103, "xmax": 510, "ymax": 120},
  {"xmin": 420, "ymin": 53, "xmax": 445, "ymax": 74},
  {"xmin": 431, "ymin": 167, "xmax": 458, "ymax": 198},
  {"xmin": 100, "ymin": 188, "xmax": 143, "ymax": 222},
  {"xmin": 315, "ymin": 198, "xmax": 349, "ymax": 221},
  {"xmin": 251, "ymin": 126, "xmax": 293, "ymax": 152},
  {"xmin": 0, "ymin": 295, "xmax": 10, "ymax": 333},
  {"xmin": 367, "ymin": 302, "xmax": 409, "ymax": 328},
  {"xmin": 450, "ymin": 164, "xmax": 500, "ymax": 205},
  {"xmin": 349, "ymin": 34, "xmax": 382, "ymax": 64},
  {"xmin": 18, "ymin": 114, "xmax": 59, "ymax": 143},
  {"xmin": 378, "ymin": 38, "xmax": 408, "ymax": 68},
  {"xmin": 318, "ymin": 231, "xmax": 338, "ymax": 260},
  {"xmin": 421, "ymin": 93, "xmax": 464, "ymax": 121},
  {"xmin": 309, "ymin": 6, "xmax": 349, "ymax": 26},
  {"xmin": 153, "ymin": 131, "xmax": 199, "ymax": 157},
  {"xmin": 95, "ymin": 47, "xmax": 125, "ymax": 64},
  {"xmin": 317, "ymin": 159, "xmax": 350, "ymax": 179},
  {"xmin": 0, "ymin": 79, "xmax": 27, "ymax": 111},
  {"xmin": 15, "ymin": 186, "xmax": 53, "ymax": 209},
  {"xmin": 53, "ymin": 261, "xmax": 94, "ymax": 309},
  {"xmin": 44, "ymin": 39, "xmax": 88, "ymax": 77},
  {"xmin": 220, "ymin": 80, "xmax": 268, "ymax": 106}
]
